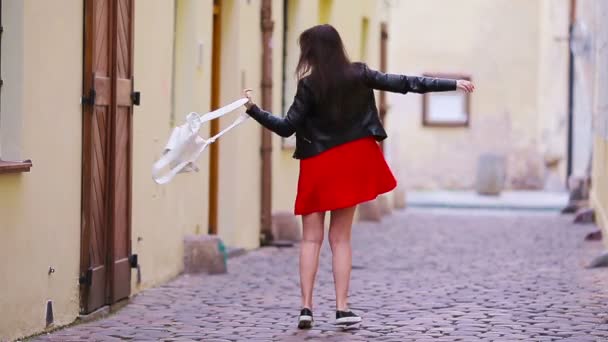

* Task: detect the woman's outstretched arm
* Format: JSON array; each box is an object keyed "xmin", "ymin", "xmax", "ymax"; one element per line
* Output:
[
  {"xmin": 360, "ymin": 63, "xmax": 474, "ymax": 94},
  {"xmin": 243, "ymin": 80, "xmax": 310, "ymax": 138}
]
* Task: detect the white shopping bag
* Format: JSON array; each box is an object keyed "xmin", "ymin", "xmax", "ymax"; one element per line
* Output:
[{"xmin": 152, "ymin": 98, "xmax": 249, "ymax": 184}]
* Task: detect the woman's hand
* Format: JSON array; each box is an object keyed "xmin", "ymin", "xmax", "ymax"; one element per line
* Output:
[
  {"xmin": 243, "ymin": 88, "xmax": 255, "ymax": 110},
  {"xmin": 456, "ymin": 80, "xmax": 475, "ymax": 93}
]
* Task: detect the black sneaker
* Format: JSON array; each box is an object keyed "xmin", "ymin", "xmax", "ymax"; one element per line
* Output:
[
  {"xmin": 335, "ymin": 310, "xmax": 361, "ymax": 329},
  {"xmin": 298, "ymin": 308, "xmax": 313, "ymax": 329}
]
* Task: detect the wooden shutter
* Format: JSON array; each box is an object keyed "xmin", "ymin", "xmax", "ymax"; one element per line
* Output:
[
  {"xmin": 108, "ymin": 0, "xmax": 133, "ymax": 302},
  {"xmin": 81, "ymin": 0, "xmax": 114, "ymax": 313},
  {"xmin": 81, "ymin": 0, "xmax": 134, "ymax": 313}
]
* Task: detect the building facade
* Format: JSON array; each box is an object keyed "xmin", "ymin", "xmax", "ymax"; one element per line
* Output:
[
  {"xmin": 385, "ymin": 0, "xmax": 572, "ymax": 191},
  {"xmin": 592, "ymin": 5, "xmax": 608, "ymax": 243},
  {"xmin": 574, "ymin": 0, "xmax": 608, "ymax": 243},
  {"xmin": 0, "ymin": 0, "xmax": 389, "ymax": 340}
]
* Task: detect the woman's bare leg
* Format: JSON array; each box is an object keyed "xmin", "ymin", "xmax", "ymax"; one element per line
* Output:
[
  {"xmin": 328, "ymin": 206, "xmax": 356, "ymax": 311},
  {"xmin": 300, "ymin": 211, "xmax": 325, "ymax": 310}
]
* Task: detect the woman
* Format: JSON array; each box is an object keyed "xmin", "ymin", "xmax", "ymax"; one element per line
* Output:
[{"xmin": 243, "ymin": 24, "xmax": 474, "ymax": 329}]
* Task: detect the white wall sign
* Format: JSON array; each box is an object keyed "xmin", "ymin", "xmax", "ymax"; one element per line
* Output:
[{"xmin": 422, "ymin": 73, "xmax": 471, "ymax": 127}]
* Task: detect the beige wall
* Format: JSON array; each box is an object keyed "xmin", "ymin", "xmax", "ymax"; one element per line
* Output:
[
  {"xmin": 592, "ymin": 136, "xmax": 608, "ymax": 241},
  {"xmin": 385, "ymin": 0, "xmax": 570, "ymax": 190},
  {"xmin": 139, "ymin": 0, "xmax": 266, "ymax": 251},
  {"xmin": 132, "ymin": 0, "xmax": 186, "ymax": 293},
  {"xmin": 587, "ymin": 1, "xmax": 608, "ymax": 246},
  {"xmin": 133, "ymin": 0, "xmax": 264, "ymax": 286},
  {"xmin": 131, "ymin": 0, "xmax": 264, "ymax": 292},
  {"xmin": 0, "ymin": 1, "xmax": 83, "ymax": 340},
  {"xmin": 536, "ymin": 0, "xmax": 570, "ymax": 189},
  {"xmin": 215, "ymin": 0, "xmax": 262, "ymax": 249},
  {"xmin": 272, "ymin": 0, "xmax": 314, "ymax": 213}
]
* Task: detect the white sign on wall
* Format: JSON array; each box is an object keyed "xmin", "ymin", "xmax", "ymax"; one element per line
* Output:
[
  {"xmin": 422, "ymin": 73, "xmax": 471, "ymax": 127},
  {"xmin": 425, "ymin": 92, "xmax": 468, "ymax": 125}
]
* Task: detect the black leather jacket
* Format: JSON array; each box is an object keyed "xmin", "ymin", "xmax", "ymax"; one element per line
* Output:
[{"xmin": 246, "ymin": 63, "xmax": 457, "ymax": 159}]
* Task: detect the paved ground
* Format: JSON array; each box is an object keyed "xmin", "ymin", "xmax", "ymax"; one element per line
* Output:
[
  {"xmin": 407, "ymin": 191, "xmax": 568, "ymax": 211},
  {"xmin": 32, "ymin": 209, "xmax": 608, "ymax": 341}
]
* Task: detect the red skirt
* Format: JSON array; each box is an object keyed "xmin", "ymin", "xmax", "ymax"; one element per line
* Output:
[{"xmin": 294, "ymin": 137, "xmax": 397, "ymax": 215}]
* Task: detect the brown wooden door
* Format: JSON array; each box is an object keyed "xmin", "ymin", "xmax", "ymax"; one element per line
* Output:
[{"xmin": 80, "ymin": 0, "xmax": 134, "ymax": 314}]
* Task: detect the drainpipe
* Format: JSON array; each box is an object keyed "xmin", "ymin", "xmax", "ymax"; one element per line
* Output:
[
  {"xmin": 566, "ymin": 0, "xmax": 576, "ymax": 182},
  {"xmin": 260, "ymin": 0, "xmax": 274, "ymax": 245},
  {"xmin": 379, "ymin": 22, "xmax": 388, "ymax": 153}
]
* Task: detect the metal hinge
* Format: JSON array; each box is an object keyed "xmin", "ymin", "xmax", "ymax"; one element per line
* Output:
[
  {"xmin": 129, "ymin": 254, "xmax": 139, "ymax": 268},
  {"xmin": 78, "ymin": 269, "xmax": 92, "ymax": 286},
  {"xmin": 131, "ymin": 91, "xmax": 141, "ymax": 106},
  {"xmin": 81, "ymin": 89, "xmax": 96, "ymax": 106}
]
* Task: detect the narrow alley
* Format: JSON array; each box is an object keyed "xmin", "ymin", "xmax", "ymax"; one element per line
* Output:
[{"xmin": 32, "ymin": 209, "xmax": 608, "ymax": 341}]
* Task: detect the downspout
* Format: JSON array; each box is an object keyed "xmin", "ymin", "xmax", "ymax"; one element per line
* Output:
[
  {"xmin": 260, "ymin": 0, "xmax": 274, "ymax": 245},
  {"xmin": 379, "ymin": 22, "xmax": 388, "ymax": 153},
  {"xmin": 566, "ymin": 0, "xmax": 576, "ymax": 181}
]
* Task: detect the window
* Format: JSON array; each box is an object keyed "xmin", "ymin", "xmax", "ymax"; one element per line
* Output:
[
  {"xmin": 0, "ymin": 0, "xmax": 3, "ymax": 147},
  {"xmin": 0, "ymin": 0, "xmax": 32, "ymax": 173},
  {"xmin": 0, "ymin": 0, "xmax": 3, "ymax": 98},
  {"xmin": 422, "ymin": 73, "xmax": 472, "ymax": 127}
]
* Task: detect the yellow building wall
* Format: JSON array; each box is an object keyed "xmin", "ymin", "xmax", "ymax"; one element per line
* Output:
[
  {"xmin": 132, "ymin": 0, "xmax": 265, "ymax": 289},
  {"xmin": 0, "ymin": 1, "xmax": 83, "ymax": 340},
  {"xmin": 271, "ymin": 0, "xmax": 315, "ymax": 214},
  {"xmin": 214, "ymin": 0, "xmax": 262, "ymax": 249},
  {"xmin": 591, "ymin": 137, "xmax": 608, "ymax": 239},
  {"xmin": 590, "ymin": 0, "xmax": 608, "ymax": 245},
  {"xmin": 385, "ymin": 0, "xmax": 569, "ymax": 190},
  {"xmin": 132, "ymin": 0, "xmax": 264, "ymax": 288},
  {"xmin": 131, "ymin": 0, "xmax": 217, "ymax": 293},
  {"xmin": 1, "ymin": 1, "xmax": 265, "ymax": 339}
]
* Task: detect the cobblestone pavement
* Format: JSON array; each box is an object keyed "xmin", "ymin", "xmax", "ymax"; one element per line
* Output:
[{"xmin": 33, "ymin": 209, "xmax": 608, "ymax": 341}]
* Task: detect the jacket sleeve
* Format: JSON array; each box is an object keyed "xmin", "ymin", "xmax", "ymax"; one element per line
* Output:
[
  {"xmin": 361, "ymin": 63, "xmax": 457, "ymax": 94},
  {"xmin": 245, "ymin": 80, "xmax": 310, "ymax": 138}
]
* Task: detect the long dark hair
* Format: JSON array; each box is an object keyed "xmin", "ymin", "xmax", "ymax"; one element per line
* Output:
[{"xmin": 296, "ymin": 25, "xmax": 362, "ymax": 121}]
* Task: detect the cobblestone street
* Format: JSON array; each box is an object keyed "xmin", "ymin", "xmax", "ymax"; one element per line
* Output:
[{"xmin": 32, "ymin": 209, "xmax": 608, "ymax": 341}]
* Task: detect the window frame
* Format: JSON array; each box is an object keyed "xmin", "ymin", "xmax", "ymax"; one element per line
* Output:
[
  {"xmin": 0, "ymin": 0, "xmax": 32, "ymax": 174},
  {"xmin": 421, "ymin": 72, "xmax": 472, "ymax": 128}
]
